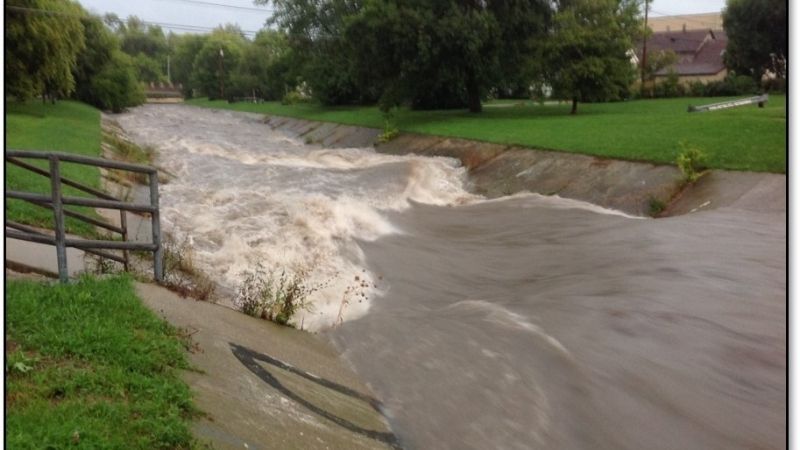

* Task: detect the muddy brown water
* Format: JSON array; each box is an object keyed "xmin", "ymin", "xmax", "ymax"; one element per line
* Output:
[{"xmin": 116, "ymin": 105, "xmax": 785, "ymax": 450}]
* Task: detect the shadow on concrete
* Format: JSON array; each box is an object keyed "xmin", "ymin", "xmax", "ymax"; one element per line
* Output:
[{"xmin": 230, "ymin": 342, "xmax": 402, "ymax": 449}]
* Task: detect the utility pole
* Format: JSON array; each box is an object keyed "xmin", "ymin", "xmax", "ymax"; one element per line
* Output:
[
  {"xmin": 218, "ymin": 48, "xmax": 225, "ymax": 100},
  {"xmin": 640, "ymin": 0, "xmax": 649, "ymax": 95},
  {"xmin": 167, "ymin": 55, "xmax": 171, "ymax": 84}
]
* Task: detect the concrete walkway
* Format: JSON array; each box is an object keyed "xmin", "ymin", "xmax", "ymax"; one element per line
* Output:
[
  {"xmin": 5, "ymin": 239, "xmax": 399, "ymax": 450},
  {"xmin": 135, "ymin": 283, "xmax": 399, "ymax": 450}
]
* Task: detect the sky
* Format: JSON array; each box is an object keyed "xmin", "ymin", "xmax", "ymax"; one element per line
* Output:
[{"xmin": 76, "ymin": 0, "xmax": 728, "ymax": 37}]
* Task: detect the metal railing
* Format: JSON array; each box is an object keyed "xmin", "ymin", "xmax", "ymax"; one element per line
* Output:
[
  {"xmin": 688, "ymin": 94, "xmax": 769, "ymax": 112},
  {"xmin": 5, "ymin": 149, "xmax": 163, "ymax": 283}
]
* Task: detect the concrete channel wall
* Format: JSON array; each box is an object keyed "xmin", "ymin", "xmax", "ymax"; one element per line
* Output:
[{"xmin": 262, "ymin": 115, "xmax": 784, "ymax": 217}]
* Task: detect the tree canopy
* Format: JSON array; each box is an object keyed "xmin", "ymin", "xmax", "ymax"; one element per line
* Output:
[
  {"xmin": 266, "ymin": 0, "xmax": 553, "ymax": 112},
  {"xmin": 5, "ymin": 0, "xmax": 86, "ymax": 100},
  {"xmin": 7, "ymin": 0, "xmax": 652, "ymax": 115},
  {"xmin": 722, "ymin": 0, "xmax": 786, "ymax": 81},
  {"xmin": 546, "ymin": 0, "xmax": 640, "ymax": 114}
]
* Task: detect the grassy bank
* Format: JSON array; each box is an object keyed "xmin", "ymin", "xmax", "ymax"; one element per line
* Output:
[
  {"xmin": 6, "ymin": 101, "xmax": 104, "ymax": 236},
  {"xmin": 188, "ymin": 95, "xmax": 786, "ymax": 173},
  {"xmin": 6, "ymin": 275, "xmax": 201, "ymax": 449}
]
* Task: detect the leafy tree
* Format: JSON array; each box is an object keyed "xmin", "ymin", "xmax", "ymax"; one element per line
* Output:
[
  {"xmin": 723, "ymin": 0, "xmax": 786, "ymax": 82},
  {"xmin": 71, "ymin": 13, "xmax": 142, "ymax": 111},
  {"xmin": 89, "ymin": 51, "xmax": 145, "ymax": 112},
  {"xmin": 170, "ymin": 33, "xmax": 209, "ymax": 97},
  {"xmin": 640, "ymin": 49, "xmax": 677, "ymax": 97},
  {"xmin": 116, "ymin": 16, "xmax": 168, "ymax": 58},
  {"xmin": 107, "ymin": 15, "xmax": 169, "ymax": 82},
  {"xmin": 191, "ymin": 28, "xmax": 247, "ymax": 99},
  {"xmin": 546, "ymin": 0, "xmax": 639, "ymax": 114},
  {"xmin": 343, "ymin": 0, "xmax": 552, "ymax": 112},
  {"xmin": 230, "ymin": 30, "xmax": 297, "ymax": 100},
  {"xmin": 264, "ymin": 0, "xmax": 369, "ymax": 105},
  {"xmin": 5, "ymin": 0, "xmax": 86, "ymax": 101}
]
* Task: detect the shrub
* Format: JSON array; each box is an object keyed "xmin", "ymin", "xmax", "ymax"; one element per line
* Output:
[
  {"xmin": 648, "ymin": 197, "xmax": 667, "ymax": 217},
  {"xmin": 89, "ymin": 51, "xmax": 145, "ymax": 113},
  {"xmin": 161, "ymin": 235, "xmax": 216, "ymax": 301},
  {"xmin": 376, "ymin": 109, "xmax": 399, "ymax": 144},
  {"xmin": 281, "ymin": 82, "xmax": 312, "ymax": 105},
  {"xmin": 660, "ymin": 71, "xmax": 684, "ymax": 98},
  {"xmin": 233, "ymin": 264, "xmax": 320, "ymax": 327},
  {"xmin": 676, "ymin": 144, "xmax": 708, "ymax": 183},
  {"xmin": 730, "ymin": 74, "xmax": 758, "ymax": 95},
  {"xmin": 762, "ymin": 77, "xmax": 786, "ymax": 93},
  {"xmin": 687, "ymin": 81, "xmax": 707, "ymax": 97}
]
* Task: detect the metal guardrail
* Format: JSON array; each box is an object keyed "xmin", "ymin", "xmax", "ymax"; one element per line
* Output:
[
  {"xmin": 688, "ymin": 94, "xmax": 769, "ymax": 113},
  {"xmin": 5, "ymin": 149, "xmax": 163, "ymax": 283}
]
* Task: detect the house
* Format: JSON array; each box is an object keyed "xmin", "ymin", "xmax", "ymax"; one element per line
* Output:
[{"xmin": 634, "ymin": 27, "xmax": 728, "ymax": 85}]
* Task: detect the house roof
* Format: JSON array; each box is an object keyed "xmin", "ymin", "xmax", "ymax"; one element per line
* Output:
[{"xmin": 636, "ymin": 29, "xmax": 728, "ymax": 76}]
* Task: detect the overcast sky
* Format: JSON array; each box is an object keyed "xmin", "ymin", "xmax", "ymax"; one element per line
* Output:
[{"xmin": 76, "ymin": 0, "xmax": 728, "ymax": 37}]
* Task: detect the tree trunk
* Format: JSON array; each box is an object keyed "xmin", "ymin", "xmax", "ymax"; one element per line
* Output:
[
  {"xmin": 466, "ymin": 72, "xmax": 482, "ymax": 113},
  {"xmin": 570, "ymin": 96, "xmax": 578, "ymax": 115}
]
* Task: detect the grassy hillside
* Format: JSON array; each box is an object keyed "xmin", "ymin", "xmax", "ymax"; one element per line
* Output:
[
  {"xmin": 6, "ymin": 101, "xmax": 103, "ymax": 235},
  {"xmin": 188, "ymin": 95, "xmax": 786, "ymax": 173}
]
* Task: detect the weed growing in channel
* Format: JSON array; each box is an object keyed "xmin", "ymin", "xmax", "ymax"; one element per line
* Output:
[
  {"xmin": 162, "ymin": 234, "xmax": 216, "ymax": 301},
  {"xmin": 234, "ymin": 264, "xmax": 325, "ymax": 327},
  {"xmin": 334, "ymin": 270, "xmax": 375, "ymax": 327},
  {"xmin": 376, "ymin": 109, "xmax": 400, "ymax": 144},
  {"xmin": 676, "ymin": 143, "xmax": 708, "ymax": 183},
  {"xmin": 648, "ymin": 196, "xmax": 667, "ymax": 217}
]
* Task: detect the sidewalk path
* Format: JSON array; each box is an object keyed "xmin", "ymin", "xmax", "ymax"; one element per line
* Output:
[{"xmin": 134, "ymin": 282, "xmax": 399, "ymax": 450}]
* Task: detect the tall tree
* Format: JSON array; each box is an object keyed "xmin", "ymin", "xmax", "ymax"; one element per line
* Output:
[
  {"xmin": 191, "ymin": 27, "xmax": 247, "ymax": 99},
  {"xmin": 723, "ymin": 0, "xmax": 786, "ymax": 82},
  {"xmin": 231, "ymin": 30, "xmax": 297, "ymax": 101},
  {"xmin": 5, "ymin": 0, "xmax": 86, "ymax": 101},
  {"xmin": 170, "ymin": 33, "xmax": 209, "ymax": 96},
  {"xmin": 264, "ymin": 0, "xmax": 370, "ymax": 105},
  {"xmin": 344, "ymin": 0, "xmax": 552, "ymax": 112},
  {"xmin": 109, "ymin": 15, "xmax": 169, "ymax": 82},
  {"xmin": 546, "ymin": 0, "xmax": 640, "ymax": 114}
]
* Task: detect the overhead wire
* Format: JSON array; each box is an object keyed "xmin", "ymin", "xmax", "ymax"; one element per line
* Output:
[{"xmin": 157, "ymin": 0, "xmax": 274, "ymax": 13}]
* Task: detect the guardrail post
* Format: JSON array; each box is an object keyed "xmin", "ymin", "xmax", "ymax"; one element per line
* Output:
[
  {"xmin": 149, "ymin": 172, "xmax": 164, "ymax": 282},
  {"xmin": 120, "ymin": 210, "xmax": 129, "ymax": 271},
  {"xmin": 49, "ymin": 155, "xmax": 68, "ymax": 283}
]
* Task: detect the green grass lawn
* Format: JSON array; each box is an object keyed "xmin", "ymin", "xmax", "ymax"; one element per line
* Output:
[
  {"xmin": 188, "ymin": 95, "xmax": 786, "ymax": 173},
  {"xmin": 6, "ymin": 101, "xmax": 105, "ymax": 236},
  {"xmin": 6, "ymin": 275, "xmax": 202, "ymax": 449}
]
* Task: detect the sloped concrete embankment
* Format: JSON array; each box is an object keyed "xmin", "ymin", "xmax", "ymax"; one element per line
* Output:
[
  {"xmin": 263, "ymin": 115, "xmax": 786, "ymax": 217},
  {"xmin": 263, "ymin": 116, "xmax": 683, "ymax": 216}
]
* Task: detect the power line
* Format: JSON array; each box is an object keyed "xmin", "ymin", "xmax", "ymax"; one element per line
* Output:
[
  {"xmin": 158, "ymin": 0, "xmax": 274, "ymax": 13},
  {"xmin": 5, "ymin": 5, "xmax": 262, "ymax": 36}
]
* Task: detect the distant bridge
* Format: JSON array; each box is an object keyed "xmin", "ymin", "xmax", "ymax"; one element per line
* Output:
[{"xmin": 145, "ymin": 82, "xmax": 184, "ymax": 104}]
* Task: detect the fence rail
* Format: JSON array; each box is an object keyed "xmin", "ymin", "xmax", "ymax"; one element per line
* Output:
[{"xmin": 5, "ymin": 150, "xmax": 163, "ymax": 282}]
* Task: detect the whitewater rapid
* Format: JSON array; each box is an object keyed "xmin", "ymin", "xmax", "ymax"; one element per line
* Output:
[{"xmin": 115, "ymin": 105, "xmax": 484, "ymax": 329}]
